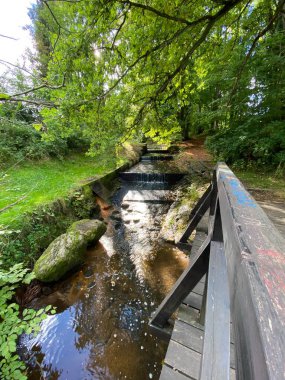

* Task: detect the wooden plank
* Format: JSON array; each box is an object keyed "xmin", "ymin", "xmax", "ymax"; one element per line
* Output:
[
  {"xmin": 164, "ymin": 340, "xmax": 201, "ymax": 379},
  {"xmin": 164, "ymin": 340, "xmax": 236, "ymax": 380},
  {"xmin": 199, "ymin": 275, "xmax": 206, "ymax": 284},
  {"xmin": 177, "ymin": 304, "xmax": 203, "ymax": 329},
  {"xmin": 190, "ymin": 233, "xmax": 207, "ymax": 257},
  {"xmin": 183, "ymin": 292, "xmax": 203, "ymax": 310},
  {"xmin": 217, "ymin": 163, "xmax": 285, "ymax": 379},
  {"xmin": 192, "ymin": 280, "xmax": 205, "ymax": 296},
  {"xmin": 150, "ymin": 235, "xmax": 210, "ymax": 327},
  {"xmin": 196, "ymin": 214, "xmax": 209, "ymax": 233},
  {"xmin": 174, "ymin": 313, "xmax": 236, "ymax": 369},
  {"xmin": 200, "ymin": 241, "xmax": 231, "ymax": 380},
  {"xmin": 160, "ymin": 365, "xmax": 190, "ymax": 380},
  {"xmin": 189, "ymin": 232, "xmax": 208, "ymax": 263},
  {"xmin": 172, "ymin": 320, "xmax": 203, "ymax": 353},
  {"xmin": 179, "ymin": 185, "xmax": 212, "ymax": 243}
]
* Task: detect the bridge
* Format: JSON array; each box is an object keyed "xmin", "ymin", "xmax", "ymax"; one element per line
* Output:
[{"xmin": 149, "ymin": 163, "xmax": 285, "ymax": 380}]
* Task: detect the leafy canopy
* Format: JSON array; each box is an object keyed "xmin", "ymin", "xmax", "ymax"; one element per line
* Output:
[{"xmin": 0, "ymin": 0, "xmax": 284, "ymax": 165}]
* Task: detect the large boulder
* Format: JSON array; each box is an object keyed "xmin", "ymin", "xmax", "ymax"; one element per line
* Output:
[
  {"xmin": 34, "ymin": 219, "xmax": 106, "ymax": 282},
  {"xmin": 34, "ymin": 231, "xmax": 86, "ymax": 282},
  {"xmin": 68, "ymin": 219, "xmax": 107, "ymax": 245}
]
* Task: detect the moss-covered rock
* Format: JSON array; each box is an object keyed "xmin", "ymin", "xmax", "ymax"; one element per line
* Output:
[
  {"xmin": 34, "ymin": 231, "xmax": 86, "ymax": 282},
  {"xmin": 34, "ymin": 219, "xmax": 106, "ymax": 282},
  {"xmin": 68, "ymin": 219, "xmax": 107, "ymax": 245}
]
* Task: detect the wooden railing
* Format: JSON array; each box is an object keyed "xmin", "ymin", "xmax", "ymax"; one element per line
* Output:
[{"xmin": 150, "ymin": 163, "xmax": 285, "ymax": 380}]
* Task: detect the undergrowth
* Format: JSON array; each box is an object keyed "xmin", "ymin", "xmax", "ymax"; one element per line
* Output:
[{"xmin": 0, "ymin": 263, "xmax": 56, "ymax": 380}]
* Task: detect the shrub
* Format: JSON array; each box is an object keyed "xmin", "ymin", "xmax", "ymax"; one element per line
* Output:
[
  {"xmin": 206, "ymin": 120, "xmax": 285, "ymax": 171},
  {"xmin": 0, "ymin": 263, "xmax": 55, "ymax": 380},
  {"xmin": 0, "ymin": 118, "xmax": 89, "ymax": 168}
]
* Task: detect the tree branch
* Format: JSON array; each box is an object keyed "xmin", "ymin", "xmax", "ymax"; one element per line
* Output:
[
  {"xmin": 75, "ymin": 24, "xmax": 192, "ymax": 107},
  {"xmin": 0, "ymin": 59, "xmax": 37, "ymax": 78},
  {"xmin": 120, "ymin": 0, "xmax": 194, "ymax": 25},
  {"xmin": 119, "ymin": 0, "xmax": 230, "ymax": 27},
  {"xmin": 111, "ymin": 10, "xmax": 128, "ymax": 50},
  {"xmin": 229, "ymin": 0, "xmax": 285, "ymax": 102},
  {"xmin": 0, "ymin": 33, "xmax": 18, "ymax": 40},
  {"xmin": 11, "ymin": 75, "xmax": 66, "ymax": 97},
  {"xmin": 0, "ymin": 97, "xmax": 56, "ymax": 107},
  {"xmin": 132, "ymin": 0, "xmax": 244, "ymax": 125},
  {"xmin": 42, "ymin": 0, "xmax": 70, "ymax": 33}
]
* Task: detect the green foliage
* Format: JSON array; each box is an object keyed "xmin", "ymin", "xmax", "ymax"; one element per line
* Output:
[
  {"xmin": 0, "ymin": 263, "xmax": 55, "ymax": 380},
  {"xmin": 29, "ymin": 0, "xmax": 284, "ymax": 167},
  {"xmin": 0, "ymin": 118, "xmax": 89, "ymax": 169},
  {"xmin": 1, "ymin": 0, "xmax": 284, "ymax": 166},
  {"xmin": 206, "ymin": 120, "xmax": 285, "ymax": 170}
]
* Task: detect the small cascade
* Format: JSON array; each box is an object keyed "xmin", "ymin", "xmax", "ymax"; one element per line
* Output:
[
  {"xmin": 119, "ymin": 172, "xmax": 184, "ymax": 184},
  {"xmin": 120, "ymin": 144, "xmax": 185, "ymax": 187},
  {"xmin": 141, "ymin": 155, "xmax": 173, "ymax": 162},
  {"xmin": 146, "ymin": 149, "xmax": 170, "ymax": 154}
]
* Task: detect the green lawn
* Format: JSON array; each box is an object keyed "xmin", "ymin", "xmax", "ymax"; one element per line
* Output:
[
  {"xmin": 0, "ymin": 154, "xmax": 120, "ymax": 229},
  {"xmin": 235, "ymin": 168, "xmax": 285, "ymax": 199}
]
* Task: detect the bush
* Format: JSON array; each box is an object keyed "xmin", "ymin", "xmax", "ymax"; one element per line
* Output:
[
  {"xmin": 0, "ymin": 118, "xmax": 89, "ymax": 168},
  {"xmin": 206, "ymin": 120, "xmax": 285, "ymax": 170},
  {"xmin": 0, "ymin": 263, "xmax": 55, "ymax": 380}
]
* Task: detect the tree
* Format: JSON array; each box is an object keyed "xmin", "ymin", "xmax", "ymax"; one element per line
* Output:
[{"xmin": 0, "ymin": 0, "xmax": 284, "ymax": 163}]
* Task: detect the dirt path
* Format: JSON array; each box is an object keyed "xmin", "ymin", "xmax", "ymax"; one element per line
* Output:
[
  {"xmin": 177, "ymin": 139, "xmax": 285, "ymax": 238},
  {"xmin": 177, "ymin": 138, "xmax": 212, "ymax": 161}
]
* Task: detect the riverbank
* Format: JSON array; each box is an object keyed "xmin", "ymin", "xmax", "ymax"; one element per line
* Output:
[{"xmin": 0, "ymin": 144, "xmax": 143, "ymax": 268}]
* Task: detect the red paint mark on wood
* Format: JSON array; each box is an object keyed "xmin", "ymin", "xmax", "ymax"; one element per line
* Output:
[
  {"xmin": 257, "ymin": 249, "xmax": 285, "ymax": 265},
  {"xmin": 255, "ymin": 249, "xmax": 285, "ymax": 315}
]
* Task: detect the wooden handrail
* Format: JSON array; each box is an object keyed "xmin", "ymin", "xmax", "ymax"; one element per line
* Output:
[
  {"xmin": 150, "ymin": 162, "xmax": 285, "ymax": 380},
  {"xmin": 217, "ymin": 163, "xmax": 285, "ymax": 379}
]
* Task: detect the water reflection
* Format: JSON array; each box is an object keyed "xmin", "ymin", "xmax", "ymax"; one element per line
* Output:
[
  {"xmin": 21, "ymin": 242, "xmax": 186, "ymax": 380},
  {"xmin": 20, "ymin": 159, "xmax": 189, "ymax": 379}
]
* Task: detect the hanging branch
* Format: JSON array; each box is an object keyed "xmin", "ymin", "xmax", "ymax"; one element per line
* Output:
[
  {"xmin": 130, "ymin": 0, "xmax": 244, "ymax": 127},
  {"xmin": 0, "ymin": 34, "xmax": 18, "ymax": 40},
  {"xmin": 11, "ymin": 75, "xmax": 65, "ymax": 97},
  {"xmin": 0, "ymin": 74, "xmax": 65, "ymax": 106},
  {"xmin": 0, "ymin": 97, "xmax": 56, "ymax": 107},
  {"xmin": 229, "ymin": 0, "xmax": 285, "ymax": 103}
]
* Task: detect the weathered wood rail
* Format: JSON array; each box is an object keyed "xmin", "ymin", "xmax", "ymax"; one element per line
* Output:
[{"xmin": 150, "ymin": 163, "xmax": 285, "ymax": 380}]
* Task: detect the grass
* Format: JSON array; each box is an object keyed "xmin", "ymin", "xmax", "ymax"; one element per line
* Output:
[
  {"xmin": 235, "ymin": 168, "xmax": 285, "ymax": 199},
  {"xmin": 0, "ymin": 154, "xmax": 121, "ymax": 229}
]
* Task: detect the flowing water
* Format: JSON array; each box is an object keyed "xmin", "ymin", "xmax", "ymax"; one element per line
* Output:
[{"xmin": 19, "ymin": 156, "xmax": 189, "ymax": 380}]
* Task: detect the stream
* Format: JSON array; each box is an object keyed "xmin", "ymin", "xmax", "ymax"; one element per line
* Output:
[{"xmin": 19, "ymin": 152, "xmax": 189, "ymax": 380}]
